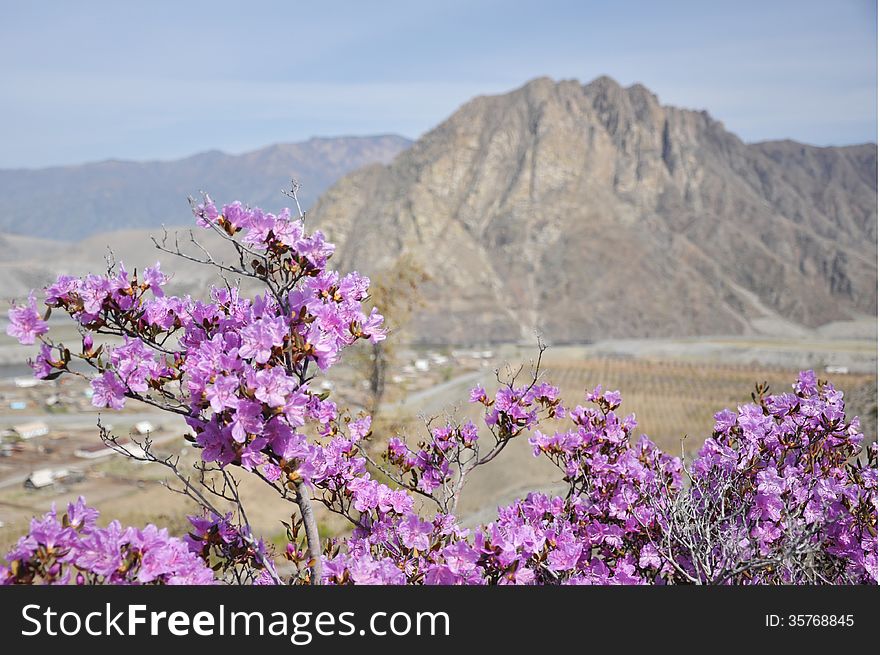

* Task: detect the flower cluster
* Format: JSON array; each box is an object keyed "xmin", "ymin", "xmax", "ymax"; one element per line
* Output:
[
  {"xmin": 385, "ymin": 420, "xmax": 479, "ymax": 494},
  {"xmin": 7, "ymin": 200, "xmax": 385, "ymax": 488},
  {"xmin": 476, "ymin": 493, "xmax": 649, "ymax": 585},
  {"xmin": 685, "ymin": 371, "xmax": 877, "ymax": 584},
  {"xmin": 471, "ymin": 381, "xmax": 565, "ymax": 437},
  {"xmin": 321, "ymin": 509, "xmax": 477, "ymax": 585},
  {"xmin": 193, "ymin": 197, "xmax": 335, "ymax": 269},
  {"xmin": 185, "ymin": 512, "xmax": 276, "ymax": 582},
  {"xmin": 1, "ymin": 498, "xmax": 214, "ymax": 585},
  {"xmin": 318, "ymin": 373, "xmax": 877, "ymax": 586},
  {"xmin": 474, "ymin": 373, "xmax": 877, "ymax": 585},
  {"xmin": 472, "ymin": 386, "xmax": 681, "ymax": 585}
]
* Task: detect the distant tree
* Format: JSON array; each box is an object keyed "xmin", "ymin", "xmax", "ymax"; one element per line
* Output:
[{"xmin": 353, "ymin": 254, "xmax": 428, "ymax": 418}]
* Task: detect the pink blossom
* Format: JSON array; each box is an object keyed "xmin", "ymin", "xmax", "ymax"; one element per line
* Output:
[{"xmin": 6, "ymin": 293, "xmax": 48, "ymax": 345}]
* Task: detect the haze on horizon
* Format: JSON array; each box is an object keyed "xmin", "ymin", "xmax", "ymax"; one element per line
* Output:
[{"xmin": 2, "ymin": 0, "xmax": 877, "ymax": 169}]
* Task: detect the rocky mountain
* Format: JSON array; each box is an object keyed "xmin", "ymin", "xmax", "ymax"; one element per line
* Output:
[
  {"xmin": 309, "ymin": 76, "xmax": 877, "ymax": 343},
  {"xmin": 0, "ymin": 135, "xmax": 411, "ymax": 240}
]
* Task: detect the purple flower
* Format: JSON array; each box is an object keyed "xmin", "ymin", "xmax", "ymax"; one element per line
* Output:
[
  {"xmin": 266, "ymin": 419, "xmax": 307, "ymax": 460},
  {"xmin": 303, "ymin": 324, "xmax": 339, "ymax": 370},
  {"xmin": 349, "ymin": 476, "xmax": 381, "ymax": 513},
  {"xmin": 143, "ymin": 263, "xmax": 168, "ymax": 297},
  {"xmin": 460, "ymin": 420, "xmax": 479, "ymax": 445},
  {"xmin": 229, "ymin": 400, "xmax": 264, "ymax": 444},
  {"xmin": 239, "ymin": 315, "xmax": 288, "ymax": 364},
  {"xmin": 240, "ymin": 437, "xmax": 269, "ymax": 471},
  {"xmin": 295, "ymin": 231, "xmax": 335, "ymax": 267},
  {"xmin": 349, "ymin": 416, "xmax": 372, "ymax": 441},
  {"xmin": 345, "ymin": 554, "xmax": 406, "ymax": 585},
  {"xmin": 193, "ymin": 194, "xmax": 219, "ymax": 227},
  {"xmin": 205, "ymin": 374, "xmax": 240, "ymax": 412},
  {"xmin": 66, "ymin": 497, "xmax": 99, "ymax": 530},
  {"xmin": 45, "ymin": 275, "xmax": 80, "ymax": 305},
  {"xmin": 91, "ymin": 371, "xmax": 127, "ymax": 409},
  {"xmin": 362, "ymin": 308, "xmax": 386, "ymax": 343},
  {"xmin": 253, "ymin": 569, "xmax": 278, "ymax": 585},
  {"xmin": 30, "ymin": 343, "xmax": 55, "ymax": 379},
  {"xmin": 469, "ymin": 385, "xmax": 488, "ymax": 404},
  {"xmin": 546, "ymin": 532, "xmax": 582, "ymax": 572},
  {"xmin": 110, "ymin": 337, "xmax": 160, "ymax": 393},
  {"xmin": 272, "ymin": 210, "xmax": 303, "ymax": 247},
  {"xmin": 7, "ymin": 293, "xmax": 48, "ymax": 345},
  {"xmin": 192, "ymin": 419, "xmax": 234, "ymax": 466},
  {"xmin": 252, "ymin": 367, "xmax": 295, "ymax": 407},
  {"xmin": 221, "ymin": 201, "xmax": 250, "ymax": 230},
  {"xmin": 80, "ymin": 274, "xmax": 111, "ymax": 316},
  {"xmin": 639, "ymin": 543, "xmax": 662, "ymax": 569},
  {"xmin": 241, "ymin": 208, "xmax": 275, "ymax": 247},
  {"xmin": 73, "ymin": 520, "xmax": 129, "ymax": 578}
]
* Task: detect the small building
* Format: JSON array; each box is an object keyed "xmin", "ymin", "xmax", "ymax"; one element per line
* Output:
[
  {"xmin": 24, "ymin": 468, "xmax": 82, "ymax": 489},
  {"xmin": 11, "ymin": 421, "xmax": 49, "ymax": 440},
  {"xmin": 134, "ymin": 421, "xmax": 157, "ymax": 435},
  {"xmin": 76, "ymin": 439, "xmax": 147, "ymax": 461},
  {"xmin": 25, "ymin": 468, "xmax": 63, "ymax": 489},
  {"xmin": 75, "ymin": 442, "xmax": 115, "ymax": 460}
]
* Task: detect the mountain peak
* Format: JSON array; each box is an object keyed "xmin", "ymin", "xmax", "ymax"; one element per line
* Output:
[
  {"xmin": 1, "ymin": 78, "xmax": 874, "ymax": 345},
  {"xmin": 308, "ymin": 78, "xmax": 877, "ymax": 344},
  {"xmin": 625, "ymin": 82, "xmax": 660, "ymax": 105},
  {"xmin": 584, "ymin": 74, "xmax": 623, "ymax": 92}
]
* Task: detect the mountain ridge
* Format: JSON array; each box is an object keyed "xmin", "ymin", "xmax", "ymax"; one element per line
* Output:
[
  {"xmin": 306, "ymin": 76, "xmax": 877, "ymax": 343},
  {"xmin": 0, "ymin": 134, "xmax": 412, "ymax": 239},
  {"xmin": 0, "ymin": 76, "xmax": 874, "ymax": 344}
]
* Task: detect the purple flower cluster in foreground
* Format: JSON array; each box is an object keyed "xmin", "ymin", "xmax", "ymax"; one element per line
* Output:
[
  {"xmin": 1, "ymin": 498, "xmax": 214, "ymax": 585},
  {"xmin": 7, "ymin": 198, "xmax": 384, "ymax": 486},
  {"xmin": 687, "ymin": 371, "xmax": 877, "ymax": 583},
  {"xmin": 4, "ymin": 194, "xmax": 876, "ymax": 586},
  {"xmin": 313, "ymin": 372, "xmax": 876, "ymax": 585}
]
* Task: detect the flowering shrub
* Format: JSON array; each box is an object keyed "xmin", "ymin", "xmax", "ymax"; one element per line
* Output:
[
  {"xmin": 680, "ymin": 373, "xmax": 877, "ymax": 584},
  {"xmin": 3, "ymin": 192, "xmax": 876, "ymax": 585},
  {"xmin": 1, "ymin": 497, "xmax": 213, "ymax": 585}
]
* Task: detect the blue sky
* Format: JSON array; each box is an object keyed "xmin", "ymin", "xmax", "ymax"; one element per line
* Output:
[{"xmin": 2, "ymin": 0, "xmax": 876, "ymax": 168}]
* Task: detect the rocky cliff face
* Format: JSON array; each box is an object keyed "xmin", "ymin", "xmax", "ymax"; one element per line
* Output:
[{"xmin": 310, "ymin": 77, "xmax": 877, "ymax": 343}]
